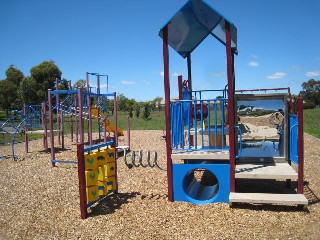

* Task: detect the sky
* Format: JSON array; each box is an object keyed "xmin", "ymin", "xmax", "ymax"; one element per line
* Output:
[{"xmin": 1, "ymin": 0, "xmax": 320, "ymax": 101}]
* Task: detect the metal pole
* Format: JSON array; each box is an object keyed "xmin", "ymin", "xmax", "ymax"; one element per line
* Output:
[
  {"xmin": 187, "ymin": 54, "xmax": 192, "ymax": 91},
  {"xmin": 61, "ymin": 104, "xmax": 65, "ymax": 149},
  {"xmin": 225, "ymin": 21, "xmax": 236, "ymax": 192},
  {"xmin": 127, "ymin": 116, "xmax": 131, "ymax": 150},
  {"xmin": 75, "ymin": 95, "xmax": 79, "ymax": 143},
  {"xmin": 42, "ymin": 102, "xmax": 48, "ymax": 151},
  {"xmin": 48, "ymin": 90, "xmax": 55, "ymax": 166},
  {"xmin": 178, "ymin": 75, "xmax": 183, "ymax": 100},
  {"xmin": 78, "ymin": 88, "xmax": 84, "ymax": 145},
  {"xmin": 297, "ymin": 97, "xmax": 304, "ymax": 194},
  {"xmin": 23, "ymin": 104, "xmax": 28, "ymax": 153},
  {"xmin": 77, "ymin": 143, "xmax": 87, "ymax": 219},
  {"xmin": 86, "ymin": 72, "xmax": 92, "ymax": 145},
  {"xmin": 113, "ymin": 92, "xmax": 118, "ymax": 156},
  {"xmin": 56, "ymin": 78, "xmax": 61, "ymax": 146},
  {"xmin": 162, "ymin": 26, "xmax": 173, "ymax": 202}
]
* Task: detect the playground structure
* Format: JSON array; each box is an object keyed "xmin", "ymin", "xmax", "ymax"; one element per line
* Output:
[
  {"xmin": 159, "ymin": 0, "xmax": 307, "ymax": 207},
  {"xmin": 0, "ymin": 72, "xmax": 129, "ymax": 163},
  {"xmin": 0, "ymin": 104, "xmax": 48, "ymax": 159}
]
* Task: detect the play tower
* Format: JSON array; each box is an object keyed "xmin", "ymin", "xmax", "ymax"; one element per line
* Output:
[{"xmin": 159, "ymin": 0, "xmax": 307, "ymax": 207}]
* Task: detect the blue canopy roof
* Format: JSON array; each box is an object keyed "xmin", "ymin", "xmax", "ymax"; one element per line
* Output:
[{"xmin": 159, "ymin": 0, "xmax": 238, "ymax": 58}]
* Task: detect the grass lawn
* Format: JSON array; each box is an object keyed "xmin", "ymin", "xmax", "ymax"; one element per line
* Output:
[
  {"xmin": 303, "ymin": 108, "xmax": 320, "ymax": 138},
  {"xmin": 1, "ymin": 108, "xmax": 319, "ymax": 146}
]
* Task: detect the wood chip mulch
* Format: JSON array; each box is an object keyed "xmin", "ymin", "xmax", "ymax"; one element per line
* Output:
[{"xmin": 0, "ymin": 130, "xmax": 319, "ymax": 239}]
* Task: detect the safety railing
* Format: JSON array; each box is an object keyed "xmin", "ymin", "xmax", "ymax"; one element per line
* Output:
[{"xmin": 170, "ymin": 98, "xmax": 229, "ymax": 151}]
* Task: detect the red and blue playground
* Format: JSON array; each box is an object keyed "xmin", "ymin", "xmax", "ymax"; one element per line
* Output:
[{"xmin": 0, "ymin": 0, "xmax": 311, "ymax": 222}]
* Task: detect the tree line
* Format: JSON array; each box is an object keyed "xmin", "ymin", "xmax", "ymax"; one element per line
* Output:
[
  {"xmin": 1, "ymin": 60, "xmax": 318, "ymax": 116},
  {"xmin": 0, "ymin": 61, "xmax": 163, "ymax": 119}
]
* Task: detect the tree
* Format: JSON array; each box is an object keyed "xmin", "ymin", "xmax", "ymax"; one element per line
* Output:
[
  {"xmin": 143, "ymin": 103, "xmax": 151, "ymax": 120},
  {"xmin": 58, "ymin": 78, "xmax": 70, "ymax": 90},
  {"xmin": 151, "ymin": 97, "xmax": 163, "ymax": 112},
  {"xmin": 6, "ymin": 65, "xmax": 24, "ymax": 85},
  {"xmin": 117, "ymin": 93, "xmax": 128, "ymax": 111},
  {"xmin": 0, "ymin": 80, "xmax": 19, "ymax": 116},
  {"xmin": 73, "ymin": 79, "xmax": 86, "ymax": 88},
  {"xmin": 18, "ymin": 77, "xmax": 38, "ymax": 105},
  {"xmin": 30, "ymin": 60, "xmax": 62, "ymax": 101},
  {"xmin": 300, "ymin": 79, "xmax": 320, "ymax": 108},
  {"xmin": 135, "ymin": 103, "xmax": 141, "ymax": 117},
  {"xmin": 129, "ymin": 107, "xmax": 133, "ymax": 118}
]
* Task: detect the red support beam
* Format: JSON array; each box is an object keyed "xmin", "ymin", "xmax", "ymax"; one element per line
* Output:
[
  {"xmin": 187, "ymin": 54, "xmax": 192, "ymax": 91},
  {"xmin": 297, "ymin": 97, "xmax": 304, "ymax": 194},
  {"xmin": 78, "ymin": 88, "xmax": 85, "ymax": 145},
  {"xmin": 127, "ymin": 116, "xmax": 131, "ymax": 150},
  {"xmin": 86, "ymin": 72, "xmax": 93, "ymax": 146},
  {"xmin": 56, "ymin": 78, "xmax": 61, "ymax": 146},
  {"xmin": 42, "ymin": 102, "xmax": 48, "ymax": 152},
  {"xmin": 77, "ymin": 143, "xmax": 87, "ymax": 219},
  {"xmin": 113, "ymin": 92, "xmax": 119, "ymax": 157},
  {"xmin": 23, "ymin": 104, "xmax": 28, "ymax": 153},
  {"xmin": 178, "ymin": 75, "xmax": 183, "ymax": 100},
  {"xmin": 225, "ymin": 21, "xmax": 236, "ymax": 192},
  {"xmin": 48, "ymin": 90, "xmax": 55, "ymax": 166},
  {"xmin": 162, "ymin": 26, "xmax": 173, "ymax": 202}
]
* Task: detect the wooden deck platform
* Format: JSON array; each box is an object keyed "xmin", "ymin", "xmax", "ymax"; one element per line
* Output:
[
  {"xmin": 229, "ymin": 192, "xmax": 308, "ymax": 207},
  {"xmin": 235, "ymin": 163, "xmax": 298, "ymax": 180}
]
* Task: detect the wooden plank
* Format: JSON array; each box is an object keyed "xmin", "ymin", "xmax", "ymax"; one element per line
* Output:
[
  {"xmin": 229, "ymin": 192, "xmax": 308, "ymax": 205},
  {"xmin": 171, "ymin": 150, "xmax": 230, "ymax": 160},
  {"xmin": 235, "ymin": 163, "xmax": 298, "ymax": 180}
]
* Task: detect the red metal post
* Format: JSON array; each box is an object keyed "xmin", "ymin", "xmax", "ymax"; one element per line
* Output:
[
  {"xmin": 48, "ymin": 90, "xmax": 55, "ymax": 166},
  {"xmin": 162, "ymin": 26, "xmax": 173, "ymax": 202},
  {"xmin": 23, "ymin": 104, "xmax": 28, "ymax": 153},
  {"xmin": 75, "ymin": 95, "xmax": 79, "ymax": 143},
  {"xmin": 86, "ymin": 72, "xmax": 93, "ymax": 146},
  {"xmin": 61, "ymin": 106, "xmax": 65, "ymax": 149},
  {"xmin": 297, "ymin": 97, "xmax": 304, "ymax": 194},
  {"xmin": 77, "ymin": 143, "xmax": 87, "ymax": 219},
  {"xmin": 127, "ymin": 115, "xmax": 131, "ymax": 150},
  {"xmin": 187, "ymin": 54, "xmax": 192, "ymax": 91},
  {"xmin": 42, "ymin": 102, "xmax": 48, "ymax": 152},
  {"xmin": 225, "ymin": 21, "xmax": 236, "ymax": 192},
  {"xmin": 178, "ymin": 75, "xmax": 183, "ymax": 100},
  {"xmin": 97, "ymin": 74, "xmax": 101, "ymax": 142},
  {"xmin": 56, "ymin": 78, "xmax": 61, "ymax": 146},
  {"xmin": 113, "ymin": 93, "xmax": 118, "ymax": 155},
  {"xmin": 70, "ymin": 110, "xmax": 74, "ymax": 142},
  {"xmin": 78, "ymin": 88, "xmax": 85, "ymax": 145}
]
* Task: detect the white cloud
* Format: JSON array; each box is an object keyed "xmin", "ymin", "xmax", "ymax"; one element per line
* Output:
[
  {"xmin": 121, "ymin": 80, "xmax": 135, "ymax": 85},
  {"xmin": 267, "ymin": 72, "xmax": 287, "ymax": 79},
  {"xmin": 142, "ymin": 80, "xmax": 151, "ymax": 85},
  {"xmin": 250, "ymin": 54, "xmax": 259, "ymax": 59},
  {"xmin": 248, "ymin": 61, "xmax": 259, "ymax": 67},
  {"xmin": 172, "ymin": 72, "xmax": 181, "ymax": 77},
  {"xmin": 160, "ymin": 71, "xmax": 164, "ymax": 77},
  {"xmin": 212, "ymin": 72, "xmax": 225, "ymax": 77},
  {"xmin": 292, "ymin": 65, "xmax": 300, "ymax": 70},
  {"xmin": 306, "ymin": 71, "xmax": 320, "ymax": 77}
]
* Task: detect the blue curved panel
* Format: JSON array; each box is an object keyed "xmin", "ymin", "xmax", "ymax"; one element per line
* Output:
[{"xmin": 172, "ymin": 163, "xmax": 230, "ymax": 204}]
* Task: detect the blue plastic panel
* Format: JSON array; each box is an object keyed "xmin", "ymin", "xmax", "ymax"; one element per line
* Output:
[
  {"xmin": 172, "ymin": 163, "xmax": 230, "ymax": 204},
  {"xmin": 289, "ymin": 114, "xmax": 298, "ymax": 165}
]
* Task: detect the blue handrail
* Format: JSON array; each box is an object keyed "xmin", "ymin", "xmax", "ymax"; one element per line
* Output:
[{"xmin": 235, "ymin": 125, "xmax": 242, "ymax": 159}]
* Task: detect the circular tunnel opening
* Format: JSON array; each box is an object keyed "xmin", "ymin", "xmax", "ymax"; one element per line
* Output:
[{"xmin": 183, "ymin": 168, "xmax": 219, "ymax": 201}]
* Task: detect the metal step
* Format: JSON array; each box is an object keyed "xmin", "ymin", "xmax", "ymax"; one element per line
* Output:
[
  {"xmin": 229, "ymin": 192, "xmax": 308, "ymax": 207},
  {"xmin": 171, "ymin": 149, "xmax": 229, "ymax": 160},
  {"xmin": 235, "ymin": 163, "xmax": 298, "ymax": 180}
]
